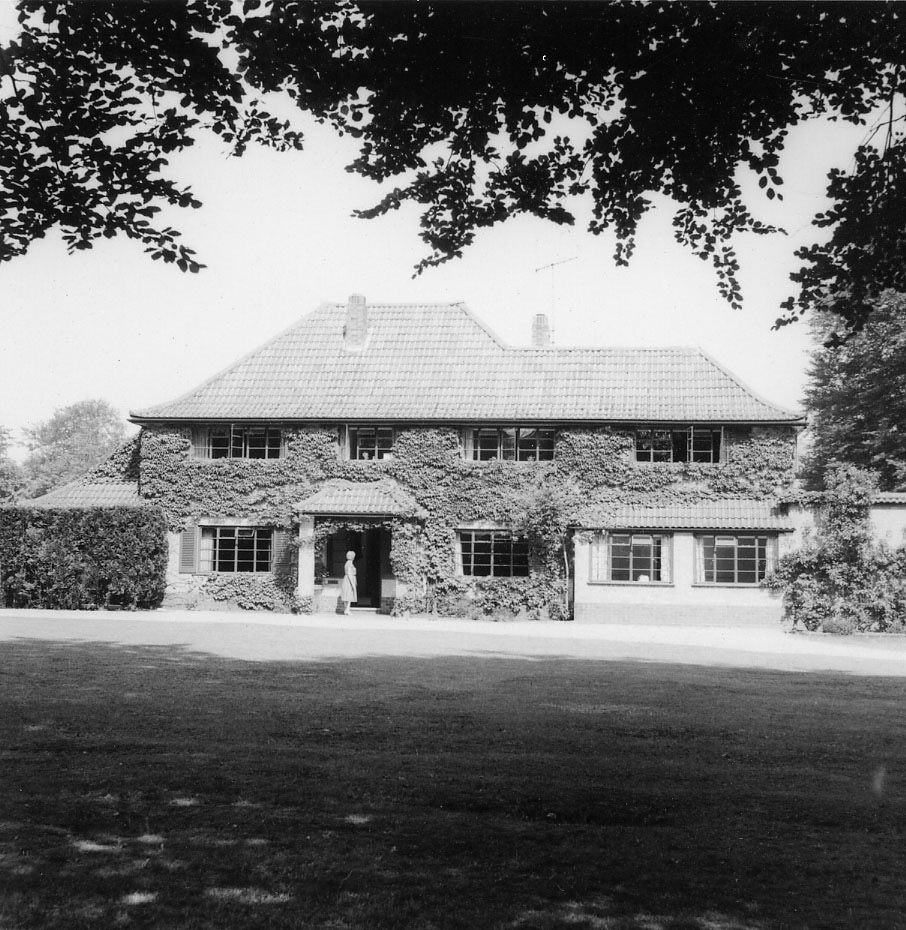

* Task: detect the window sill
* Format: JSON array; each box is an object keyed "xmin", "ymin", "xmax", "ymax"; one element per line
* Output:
[
  {"xmin": 587, "ymin": 580, "xmax": 674, "ymax": 587},
  {"xmin": 692, "ymin": 582, "xmax": 768, "ymax": 589},
  {"xmin": 463, "ymin": 459, "xmax": 555, "ymax": 465},
  {"xmin": 194, "ymin": 570, "xmax": 274, "ymax": 576},
  {"xmin": 192, "ymin": 457, "xmax": 285, "ymax": 463},
  {"xmin": 632, "ymin": 461, "xmax": 724, "ymax": 467}
]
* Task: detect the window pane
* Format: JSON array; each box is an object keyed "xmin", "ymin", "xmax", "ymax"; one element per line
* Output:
[
  {"xmin": 475, "ymin": 429, "xmax": 499, "ymax": 461},
  {"xmin": 671, "ymin": 430, "xmax": 689, "ymax": 463},
  {"xmin": 255, "ymin": 532, "xmax": 273, "ymax": 572},
  {"xmin": 376, "ymin": 428, "xmax": 394, "ymax": 458},
  {"xmin": 501, "ymin": 428, "xmax": 517, "ymax": 461},
  {"xmin": 635, "ymin": 430, "xmax": 653, "ymax": 462},
  {"xmin": 199, "ymin": 528, "xmax": 215, "ymax": 572},
  {"xmin": 246, "ymin": 428, "xmax": 267, "ymax": 459},
  {"xmin": 691, "ymin": 428, "xmax": 720, "ymax": 463},
  {"xmin": 537, "ymin": 430, "xmax": 556, "ymax": 461},
  {"xmin": 231, "ymin": 428, "xmax": 244, "ymax": 459},
  {"xmin": 701, "ymin": 537, "xmax": 716, "ymax": 583},
  {"xmin": 610, "ymin": 535, "xmax": 631, "ymax": 581},
  {"xmin": 266, "ymin": 429, "xmax": 282, "ymax": 458},
  {"xmin": 210, "ymin": 428, "xmax": 230, "ymax": 459},
  {"xmin": 631, "ymin": 537, "xmax": 652, "ymax": 581},
  {"xmin": 512, "ymin": 541, "xmax": 530, "ymax": 576},
  {"xmin": 517, "ymin": 428, "xmax": 538, "ymax": 461},
  {"xmin": 651, "ymin": 430, "xmax": 672, "ymax": 463},
  {"xmin": 651, "ymin": 537, "xmax": 663, "ymax": 582}
]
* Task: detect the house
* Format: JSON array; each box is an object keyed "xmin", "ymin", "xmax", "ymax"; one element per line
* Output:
[{"xmin": 69, "ymin": 293, "xmax": 815, "ymax": 624}]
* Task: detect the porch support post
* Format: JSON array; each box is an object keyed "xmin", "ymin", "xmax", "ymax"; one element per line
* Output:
[{"xmin": 297, "ymin": 514, "xmax": 315, "ymax": 599}]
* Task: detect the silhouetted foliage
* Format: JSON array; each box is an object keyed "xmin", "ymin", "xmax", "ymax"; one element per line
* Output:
[{"xmin": 1, "ymin": 2, "xmax": 905, "ymax": 322}]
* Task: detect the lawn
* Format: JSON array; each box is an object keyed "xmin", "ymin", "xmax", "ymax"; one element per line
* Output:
[{"xmin": 1, "ymin": 637, "xmax": 905, "ymax": 929}]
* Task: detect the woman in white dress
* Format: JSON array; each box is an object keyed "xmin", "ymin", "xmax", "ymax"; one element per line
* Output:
[{"xmin": 341, "ymin": 550, "xmax": 357, "ymax": 615}]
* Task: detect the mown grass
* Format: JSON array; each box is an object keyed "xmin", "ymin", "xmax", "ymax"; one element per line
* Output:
[{"xmin": 1, "ymin": 639, "xmax": 905, "ymax": 929}]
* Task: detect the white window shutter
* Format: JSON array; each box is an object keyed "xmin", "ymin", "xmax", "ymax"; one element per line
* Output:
[{"xmin": 179, "ymin": 525, "xmax": 198, "ymax": 573}]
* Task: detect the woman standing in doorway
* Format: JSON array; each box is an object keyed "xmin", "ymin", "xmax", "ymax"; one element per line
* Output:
[{"xmin": 341, "ymin": 550, "xmax": 357, "ymax": 615}]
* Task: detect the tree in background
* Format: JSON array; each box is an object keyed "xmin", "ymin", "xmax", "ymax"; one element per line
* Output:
[
  {"xmin": 0, "ymin": 426, "xmax": 24, "ymax": 503},
  {"xmin": 1, "ymin": 2, "xmax": 906, "ymax": 326},
  {"xmin": 22, "ymin": 400, "xmax": 127, "ymax": 497},
  {"xmin": 801, "ymin": 291, "xmax": 906, "ymax": 490}
]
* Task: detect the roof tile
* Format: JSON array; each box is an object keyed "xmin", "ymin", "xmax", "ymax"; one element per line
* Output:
[{"xmin": 133, "ymin": 302, "xmax": 802, "ymax": 423}]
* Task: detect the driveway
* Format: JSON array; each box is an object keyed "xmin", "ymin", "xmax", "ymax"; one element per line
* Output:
[{"xmin": 3, "ymin": 607, "xmax": 906, "ymax": 675}]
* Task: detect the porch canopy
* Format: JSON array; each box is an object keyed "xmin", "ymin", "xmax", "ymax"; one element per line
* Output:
[
  {"xmin": 297, "ymin": 479, "xmax": 426, "ymax": 519},
  {"xmin": 577, "ymin": 498, "xmax": 794, "ymax": 532}
]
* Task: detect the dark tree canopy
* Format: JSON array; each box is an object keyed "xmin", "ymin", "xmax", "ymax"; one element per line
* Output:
[
  {"xmin": 802, "ymin": 291, "xmax": 906, "ymax": 490},
  {"xmin": 1, "ymin": 1, "xmax": 905, "ymax": 323}
]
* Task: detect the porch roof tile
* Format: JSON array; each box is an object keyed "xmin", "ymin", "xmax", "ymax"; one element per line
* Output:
[
  {"xmin": 298, "ymin": 479, "xmax": 427, "ymax": 518},
  {"xmin": 578, "ymin": 498, "xmax": 793, "ymax": 531},
  {"xmin": 10, "ymin": 482, "xmax": 144, "ymax": 510}
]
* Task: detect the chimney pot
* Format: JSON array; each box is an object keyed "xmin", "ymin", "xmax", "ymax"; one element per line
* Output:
[
  {"xmin": 532, "ymin": 313, "xmax": 551, "ymax": 347},
  {"xmin": 345, "ymin": 294, "xmax": 367, "ymax": 347}
]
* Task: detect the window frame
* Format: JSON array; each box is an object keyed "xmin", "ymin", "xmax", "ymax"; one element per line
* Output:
[
  {"xmin": 695, "ymin": 533, "xmax": 776, "ymax": 586},
  {"xmin": 464, "ymin": 427, "xmax": 556, "ymax": 462},
  {"xmin": 198, "ymin": 525, "xmax": 274, "ymax": 574},
  {"xmin": 589, "ymin": 532, "xmax": 673, "ymax": 584},
  {"xmin": 634, "ymin": 426, "xmax": 723, "ymax": 464},
  {"xmin": 457, "ymin": 529, "xmax": 530, "ymax": 578},
  {"xmin": 193, "ymin": 425, "xmax": 284, "ymax": 460},
  {"xmin": 347, "ymin": 425, "xmax": 395, "ymax": 461}
]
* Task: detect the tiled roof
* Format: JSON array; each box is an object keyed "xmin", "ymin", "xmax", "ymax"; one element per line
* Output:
[
  {"xmin": 874, "ymin": 492, "xmax": 906, "ymax": 505},
  {"xmin": 298, "ymin": 479, "xmax": 427, "ymax": 518},
  {"xmin": 11, "ymin": 482, "xmax": 144, "ymax": 509},
  {"xmin": 132, "ymin": 301, "xmax": 802, "ymax": 424},
  {"xmin": 578, "ymin": 498, "xmax": 794, "ymax": 531}
]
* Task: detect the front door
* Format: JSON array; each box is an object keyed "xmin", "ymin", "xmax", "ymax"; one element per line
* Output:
[{"xmin": 326, "ymin": 527, "xmax": 386, "ymax": 608}]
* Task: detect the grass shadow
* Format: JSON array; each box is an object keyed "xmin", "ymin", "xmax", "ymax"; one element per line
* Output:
[{"xmin": 2, "ymin": 638, "xmax": 905, "ymax": 929}]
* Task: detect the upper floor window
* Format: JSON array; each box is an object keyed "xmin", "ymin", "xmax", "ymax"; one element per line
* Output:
[
  {"xmin": 465, "ymin": 427, "xmax": 555, "ymax": 462},
  {"xmin": 348, "ymin": 426, "xmax": 394, "ymax": 460},
  {"xmin": 590, "ymin": 532, "xmax": 672, "ymax": 583},
  {"xmin": 635, "ymin": 427, "xmax": 722, "ymax": 464},
  {"xmin": 697, "ymin": 534, "xmax": 775, "ymax": 585},
  {"xmin": 193, "ymin": 426, "xmax": 283, "ymax": 460},
  {"xmin": 458, "ymin": 530, "xmax": 530, "ymax": 577}
]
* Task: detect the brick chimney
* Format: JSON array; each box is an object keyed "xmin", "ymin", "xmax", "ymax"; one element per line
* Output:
[
  {"xmin": 531, "ymin": 313, "xmax": 551, "ymax": 347},
  {"xmin": 345, "ymin": 294, "xmax": 367, "ymax": 348}
]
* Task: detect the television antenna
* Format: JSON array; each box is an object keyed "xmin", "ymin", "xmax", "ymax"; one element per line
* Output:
[{"xmin": 534, "ymin": 256, "xmax": 577, "ymax": 342}]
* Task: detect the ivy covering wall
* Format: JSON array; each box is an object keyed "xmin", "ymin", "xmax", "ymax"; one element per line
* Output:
[{"xmin": 137, "ymin": 423, "xmax": 796, "ymax": 617}]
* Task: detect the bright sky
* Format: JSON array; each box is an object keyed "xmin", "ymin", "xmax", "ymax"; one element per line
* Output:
[{"xmin": 0, "ymin": 6, "xmax": 876, "ymax": 460}]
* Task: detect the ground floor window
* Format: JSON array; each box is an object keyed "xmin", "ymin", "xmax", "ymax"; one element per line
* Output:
[
  {"xmin": 697, "ymin": 535, "xmax": 775, "ymax": 584},
  {"xmin": 590, "ymin": 532, "xmax": 671, "ymax": 583},
  {"xmin": 199, "ymin": 526, "xmax": 273, "ymax": 573},
  {"xmin": 458, "ymin": 530, "xmax": 529, "ymax": 577}
]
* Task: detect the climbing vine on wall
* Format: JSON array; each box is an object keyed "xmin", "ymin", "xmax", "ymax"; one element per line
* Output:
[{"xmin": 135, "ymin": 423, "xmax": 797, "ymax": 617}]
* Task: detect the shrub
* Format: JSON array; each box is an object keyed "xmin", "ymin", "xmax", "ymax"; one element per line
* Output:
[
  {"xmin": 0, "ymin": 506, "xmax": 167, "ymax": 610},
  {"xmin": 768, "ymin": 465, "xmax": 906, "ymax": 632},
  {"xmin": 201, "ymin": 574, "xmax": 305, "ymax": 613}
]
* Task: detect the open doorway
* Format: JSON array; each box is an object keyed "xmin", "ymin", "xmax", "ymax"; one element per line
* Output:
[{"xmin": 324, "ymin": 526, "xmax": 389, "ymax": 608}]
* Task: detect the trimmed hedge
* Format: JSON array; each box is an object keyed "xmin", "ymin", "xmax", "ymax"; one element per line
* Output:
[{"xmin": 0, "ymin": 506, "xmax": 168, "ymax": 610}]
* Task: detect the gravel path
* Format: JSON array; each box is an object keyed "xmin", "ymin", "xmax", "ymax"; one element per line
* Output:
[{"xmin": 3, "ymin": 607, "xmax": 906, "ymax": 676}]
